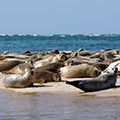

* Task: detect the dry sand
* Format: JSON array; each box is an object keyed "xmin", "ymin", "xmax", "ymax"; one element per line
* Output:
[{"xmin": 0, "ymin": 72, "xmax": 120, "ymax": 97}]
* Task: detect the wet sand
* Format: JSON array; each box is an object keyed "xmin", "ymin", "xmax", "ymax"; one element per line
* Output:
[{"xmin": 0, "ymin": 72, "xmax": 120, "ymax": 97}]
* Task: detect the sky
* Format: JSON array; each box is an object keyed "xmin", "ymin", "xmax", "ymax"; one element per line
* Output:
[{"xmin": 0, "ymin": 0, "xmax": 120, "ymax": 35}]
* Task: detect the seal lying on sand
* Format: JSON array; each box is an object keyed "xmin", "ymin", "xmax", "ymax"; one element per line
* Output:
[
  {"xmin": 2, "ymin": 62, "xmax": 34, "ymax": 74},
  {"xmin": 66, "ymin": 65, "xmax": 118, "ymax": 92},
  {"xmin": 60, "ymin": 64, "xmax": 101, "ymax": 78},
  {"xmin": 0, "ymin": 61, "xmax": 23, "ymax": 72},
  {"xmin": 34, "ymin": 62, "xmax": 64, "ymax": 73},
  {"xmin": 2, "ymin": 70, "xmax": 35, "ymax": 88},
  {"xmin": 33, "ymin": 60, "xmax": 51, "ymax": 68},
  {"xmin": 34, "ymin": 70, "xmax": 61, "ymax": 84}
]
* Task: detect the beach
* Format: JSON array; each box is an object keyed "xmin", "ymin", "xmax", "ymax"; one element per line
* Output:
[{"xmin": 0, "ymin": 72, "xmax": 120, "ymax": 97}]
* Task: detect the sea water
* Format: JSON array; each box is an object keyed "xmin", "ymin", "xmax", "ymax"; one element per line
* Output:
[
  {"xmin": 0, "ymin": 34, "xmax": 120, "ymax": 54},
  {"xmin": 0, "ymin": 92, "xmax": 120, "ymax": 120},
  {"xmin": 0, "ymin": 34, "xmax": 120, "ymax": 120}
]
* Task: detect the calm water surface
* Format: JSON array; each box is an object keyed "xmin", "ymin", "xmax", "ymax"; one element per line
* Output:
[{"xmin": 0, "ymin": 91, "xmax": 120, "ymax": 120}]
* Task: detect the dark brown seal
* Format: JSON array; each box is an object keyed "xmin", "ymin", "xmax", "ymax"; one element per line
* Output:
[
  {"xmin": 34, "ymin": 70, "xmax": 61, "ymax": 83},
  {"xmin": 34, "ymin": 62, "xmax": 64, "ymax": 73}
]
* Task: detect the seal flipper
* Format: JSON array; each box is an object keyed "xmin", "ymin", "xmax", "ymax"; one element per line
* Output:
[
  {"xmin": 66, "ymin": 80, "xmax": 88, "ymax": 92},
  {"xmin": 66, "ymin": 80, "xmax": 82, "ymax": 89}
]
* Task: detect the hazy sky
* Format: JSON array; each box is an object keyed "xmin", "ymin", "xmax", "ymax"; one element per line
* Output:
[{"xmin": 0, "ymin": 0, "xmax": 120, "ymax": 34}]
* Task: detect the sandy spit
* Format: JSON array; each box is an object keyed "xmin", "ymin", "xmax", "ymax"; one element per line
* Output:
[{"xmin": 0, "ymin": 72, "xmax": 120, "ymax": 97}]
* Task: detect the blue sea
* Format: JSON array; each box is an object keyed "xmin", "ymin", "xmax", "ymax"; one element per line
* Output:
[
  {"xmin": 0, "ymin": 34, "xmax": 120, "ymax": 120},
  {"xmin": 0, "ymin": 34, "xmax": 120, "ymax": 54}
]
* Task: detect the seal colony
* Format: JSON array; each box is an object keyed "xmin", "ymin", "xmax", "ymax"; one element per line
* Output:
[{"xmin": 0, "ymin": 48, "xmax": 120, "ymax": 94}]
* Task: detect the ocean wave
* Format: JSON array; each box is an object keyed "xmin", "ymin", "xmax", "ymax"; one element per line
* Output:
[
  {"xmin": 84, "ymin": 34, "xmax": 101, "ymax": 36},
  {"xmin": 0, "ymin": 34, "xmax": 120, "ymax": 37}
]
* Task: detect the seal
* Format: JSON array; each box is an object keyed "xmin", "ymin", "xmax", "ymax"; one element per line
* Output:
[
  {"xmin": 23, "ymin": 50, "xmax": 32, "ymax": 56},
  {"xmin": 5, "ymin": 53, "xmax": 30, "ymax": 60},
  {"xmin": 51, "ymin": 53, "xmax": 67, "ymax": 63},
  {"xmin": 77, "ymin": 51, "xmax": 91, "ymax": 56},
  {"xmin": 100, "ymin": 51, "xmax": 115, "ymax": 60},
  {"xmin": 2, "ymin": 62, "xmax": 34, "ymax": 74},
  {"xmin": 60, "ymin": 64, "xmax": 101, "ymax": 78},
  {"xmin": 50, "ymin": 49, "xmax": 59, "ymax": 54},
  {"xmin": 66, "ymin": 65, "xmax": 118, "ymax": 92},
  {"xmin": 71, "ymin": 57, "xmax": 90, "ymax": 64},
  {"xmin": 64, "ymin": 59, "xmax": 82, "ymax": 66},
  {"xmin": 3, "ymin": 51, "xmax": 9, "ymax": 55},
  {"xmin": 34, "ymin": 62, "xmax": 64, "ymax": 73},
  {"xmin": 66, "ymin": 52, "xmax": 78, "ymax": 59},
  {"xmin": 2, "ymin": 70, "xmax": 35, "ymax": 88},
  {"xmin": 103, "ymin": 61, "xmax": 120, "ymax": 75},
  {"xmin": 0, "ymin": 60, "xmax": 23, "ymax": 72},
  {"xmin": 89, "ymin": 52, "xmax": 102, "ymax": 59},
  {"xmin": 34, "ymin": 70, "xmax": 61, "ymax": 83},
  {"xmin": 88, "ymin": 58, "xmax": 102, "ymax": 64},
  {"xmin": 92, "ymin": 62, "xmax": 109, "ymax": 71},
  {"xmin": 33, "ymin": 60, "xmax": 51, "ymax": 68}
]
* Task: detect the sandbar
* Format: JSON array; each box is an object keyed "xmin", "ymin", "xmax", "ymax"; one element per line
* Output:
[{"xmin": 0, "ymin": 73, "xmax": 120, "ymax": 97}]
